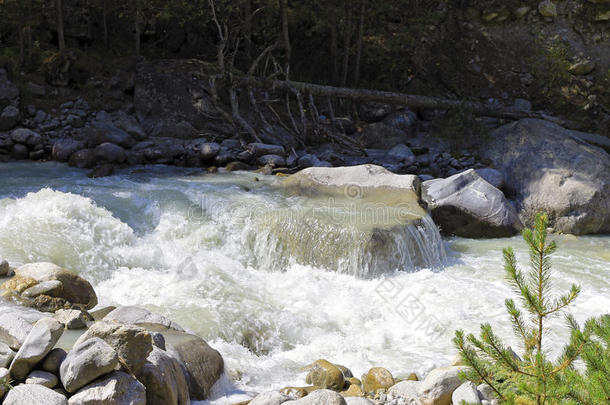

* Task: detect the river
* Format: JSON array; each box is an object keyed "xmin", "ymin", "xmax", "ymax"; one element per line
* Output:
[{"xmin": 0, "ymin": 162, "xmax": 608, "ymax": 404}]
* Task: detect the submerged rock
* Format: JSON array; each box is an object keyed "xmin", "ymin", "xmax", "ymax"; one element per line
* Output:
[{"xmin": 422, "ymin": 169, "xmax": 522, "ymax": 238}]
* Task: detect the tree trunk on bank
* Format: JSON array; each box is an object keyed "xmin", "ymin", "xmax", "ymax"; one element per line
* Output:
[
  {"xmin": 234, "ymin": 75, "xmax": 568, "ymax": 123},
  {"xmin": 57, "ymin": 0, "xmax": 65, "ymax": 52},
  {"xmin": 279, "ymin": 0, "xmax": 291, "ymax": 75}
]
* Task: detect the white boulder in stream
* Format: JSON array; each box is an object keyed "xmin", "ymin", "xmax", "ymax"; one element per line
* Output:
[
  {"xmin": 275, "ymin": 164, "xmax": 445, "ymax": 276},
  {"xmin": 9, "ymin": 317, "xmax": 63, "ymax": 380},
  {"xmin": 418, "ymin": 366, "xmax": 469, "ymax": 405},
  {"xmin": 482, "ymin": 119, "xmax": 610, "ymax": 234},
  {"xmin": 68, "ymin": 371, "xmax": 146, "ymax": 405},
  {"xmin": 4, "ymin": 383, "xmax": 68, "ymax": 405},
  {"xmin": 60, "ymin": 337, "xmax": 119, "ymax": 393},
  {"xmin": 0, "ymin": 313, "xmax": 33, "ymax": 350},
  {"xmin": 422, "ymin": 169, "xmax": 522, "ymax": 238}
]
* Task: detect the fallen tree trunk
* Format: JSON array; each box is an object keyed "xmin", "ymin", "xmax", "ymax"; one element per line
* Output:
[{"xmin": 234, "ymin": 76, "xmax": 569, "ymax": 125}]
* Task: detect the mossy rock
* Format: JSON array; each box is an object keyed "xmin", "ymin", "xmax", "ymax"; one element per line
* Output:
[{"xmin": 1, "ymin": 275, "xmax": 38, "ymax": 294}]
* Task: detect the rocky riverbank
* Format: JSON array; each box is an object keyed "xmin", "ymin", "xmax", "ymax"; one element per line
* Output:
[
  {"xmin": 0, "ymin": 259, "xmax": 498, "ymax": 405},
  {"xmin": 1, "ymin": 60, "xmax": 609, "ymax": 237}
]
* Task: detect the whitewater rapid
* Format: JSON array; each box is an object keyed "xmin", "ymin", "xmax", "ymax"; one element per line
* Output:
[{"xmin": 0, "ymin": 162, "xmax": 608, "ymax": 404}]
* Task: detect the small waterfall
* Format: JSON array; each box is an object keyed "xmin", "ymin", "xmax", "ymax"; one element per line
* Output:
[{"xmin": 237, "ymin": 199, "xmax": 446, "ymax": 277}]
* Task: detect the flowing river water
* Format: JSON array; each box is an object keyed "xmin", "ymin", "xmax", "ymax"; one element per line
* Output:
[{"xmin": 0, "ymin": 162, "xmax": 608, "ymax": 403}]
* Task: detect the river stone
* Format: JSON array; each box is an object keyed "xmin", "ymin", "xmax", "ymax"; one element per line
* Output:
[
  {"xmin": 0, "ymin": 341, "xmax": 15, "ymax": 367},
  {"xmin": 285, "ymin": 163, "xmax": 423, "ymax": 210},
  {"xmin": 42, "ymin": 348, "xmax": 67, "ymax": 373},
  {"xmin": 387, "ymin": 144, "xmax": 415, "ymax": 164},
  {"xmin": 362, "ymin": 367, "xmax": 394, "ymax": 393},
  {"xmin": 568, "ymin": 60, "xmax": 595, "ymax": 76},
  {"xmin": 387, "ymin": 380, "xmax": 421, "ymax": 401},
  {"xmin": 477, "ymin": 383, "xmax": 496, "ymax": 401},
  {"xmin": 74, "ymin": 321, "xmax": 152, "ymax": 374},
  {"xmin": 135, "ymin": 346, "xmax": 190, "ymax": 405},
  {"xmin": 11, "ymin": 262, "xmax": 97, "ymax": 309},
  {"xmin": 345, "ymin": 398, "xmax": 374, "ymax": 405},
  {"xmin": 11, "ymin": 128, "xmax": 41, "ymax": 146},
  {"xmin": 54, "ymin": 309, "xmax": 87, "ymax": 329},
  {"xmin": 67, "ymin": 371, "xmax": 146, "ymax": 405},
  {"xmin": 60, "ymin": 337, "xmax": 119, "ymax": 393},
  {"xmin": 26, "ymin": 370, "xmax": 58, "ymax": 388},
  {"xmin": 538, "ymin": 0, "xmax": 557, "ymax": 17},
  {"xmin": 249, "ymin": 143, "xmax": 286, "ymax": 157},
  {"xmin": 4, "ymin": 383, "xmax": 68, "ymax": 405},
  {"xmin": 418, "ymin": 366, "xmax": 469, "ymax": 405},
  {"xmin": 9, "ymin": 318, "xmax": 64, "ymax": 380},
  {"xmin": 0, "ymin": 367, "xmax": 8, "ymax": 397},
  {"xmin": 481, "ymin": 119, "xmax": 610, "ymax": 234},
  {"xmin": 52, "ymin": 139, "xmax": 85, "ymax": 162},
  {"xmin": 22, "ymin": 280, "xmax": 63, "ymax": 298},
  {"xmin": 452, "ymin": 381, "xmax": 481, "ymax": 404},
  {"xmin": 0, "ymin": 259, "xmax": 9, "ymax": 276},
  {"xmin": 165, "ymin": 331, "xmax": 224, "ymax": 400},
  {"xmin": 249, "ymin": 391, "xmax": 291, "ymax": 405},
  {"xmin": 93, "ymin": 142, "xmax": 127, "ymax": 164},
  {"xmin": 422, "ymin": 169, "xmax": 522, "ymax": 238},
  {"xmin": 0, "ymin": 106, "xmax": 20, "ymax": 131},
  {"xmin": 69, "ymin": 149, "xmax": 96, "ymax": 169},
  {"xmin": 258, "ymin": 154, "xmax": 286, "ymax": 167},
  {"xmin": 283, "ymin": 389, "xmax": 347, "ymax": 405},
  {"xmin": 0, "ymin": 313, "xmax": 34, "ymax": 350},
  {"xmin": 103, "ymin": 305, "xmax": 184, "ymax": 331},
  {"xmin": 90, "ymin": 121, "xmax": 135, "ymax": 148},
  {"xmin": 200, "ymin": 142, "xmax": 221, "ymax": 161},
  {"xmin": 305, "ymin": 359, "xmax": 345, "ymax": 390}
]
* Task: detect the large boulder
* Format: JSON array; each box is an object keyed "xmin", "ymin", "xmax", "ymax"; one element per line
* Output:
[
  {"xmin": 103, "ymin": 305, "xmax": 184, "ymax": 331},
  {"xmin": 135, "ymin": 346, "xmax": 190, "ymax": 405},
  {"xmin": 249, "ymin": 391, "xmax": 291, "ymax": 405},
  {"xmin": 52, "ymin": 139, "xmax": 85, "ymax": 162},
  {"xmin": 4, "ymin": 262, "xmax": 98, "ymax": 310},
  {"xmin": 3, "ymin": 383, "xmax": 68, "ymax": 405},
  {"xmin": 165, "ymin": 331, "xmax": 224, "ymax": 400},
  {"xmin": 277, "ymin": 164, "xmax": 445, "ymax": 274},
  {"xmin": 9, "ymin": 318, "xmax": 64, "ymax": 381},
  {"xmin": 74, "ymin": 321, "xmax": 152, "ymax": 374},
  {"xmin": 59, "ymin": 337, "xmax": 119, "ymax": 393},
  {"xmin": 90, "ymin": 121, "xmax": 135, "ymax": 148},
  {"xmin": 93, "ymin": 142, "xmax": 127, "ymax": 164},
  {"xmin": 67, "ymin": 371, "xmax": 146, "ymax": 405},
  {"xmin": 452, "ymin": 381, "xmax": 481, "ymax": 405},
  {"xmin": 422, "ymin": 169, "xmax": 522, "ymax": 238},
  {"xmin": 387, "ymin": 380, "xmax": 421, "ymax": 402},
  {"xmin": 481, "ymin": 119, "xmax": 610, "ymax": 234}
]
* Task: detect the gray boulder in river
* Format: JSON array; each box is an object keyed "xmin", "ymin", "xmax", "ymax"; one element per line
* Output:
[
  {"xmin": 422, "ymin": 169, "xmax": 522, "ymax": 238},
  {"xmin": 482, "ymin": 119, "xmax": 609, "ymax": 234}
]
